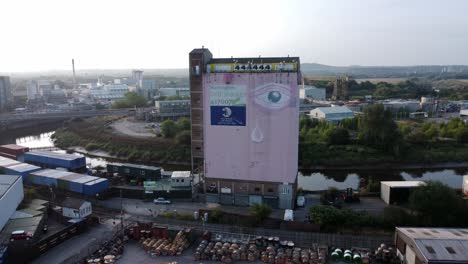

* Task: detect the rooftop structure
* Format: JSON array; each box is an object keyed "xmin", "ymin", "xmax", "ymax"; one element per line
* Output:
[{"xmin": 395, "ymin": 227, "xmax": 468, "ymax": 263}]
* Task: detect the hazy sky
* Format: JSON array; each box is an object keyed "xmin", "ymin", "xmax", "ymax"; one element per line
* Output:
[{"xmin": 1, "ymin": 0, "xmax": 468, "ymax": 72}]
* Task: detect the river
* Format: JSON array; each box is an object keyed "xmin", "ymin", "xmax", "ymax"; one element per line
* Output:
[{"xmin": 7, "ymin": 130, "xmax": 467, "ymax": 191}]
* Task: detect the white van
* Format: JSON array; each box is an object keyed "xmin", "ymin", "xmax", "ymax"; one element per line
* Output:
[{"xmin": 284, "ymin": 209, "xmax": 294, "ymax": 221}]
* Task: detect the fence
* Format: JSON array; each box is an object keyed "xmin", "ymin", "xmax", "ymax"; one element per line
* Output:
[{"xmin": 127, "ymin": 215, "xmax": 394, "ymax": 250}]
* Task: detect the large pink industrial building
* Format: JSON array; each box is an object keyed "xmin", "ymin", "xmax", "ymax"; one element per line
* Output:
[{"xmin": 189, "ymin": 48, "xmax": 300, "ymax": 209}]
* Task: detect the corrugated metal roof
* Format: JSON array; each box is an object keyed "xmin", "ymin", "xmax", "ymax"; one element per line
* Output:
[
  {"xmin": 0, "ymin": 156, "xmax": 20, "ymax": 167},
  {"xmin": 69, "ymin": 175, "xmax": 99, "ymax": 184},
  {"xmin": 397, "ymin": 227, "xmax": 468, "ymax": 262},
  {"xmin": 5, "ymin": 163, "xmax": 40, "ymax": 172},
  {"xmin": 84, "ymin": 178, "xmax": 107, "ymax": 186},
  {"xmin": 381, "ymin": 181, "xmax": 425, "ymax": 188},
  {"xmin": 28, "ymin": 150, "xmax": 83, "ymax": 161},
  {"xmin": 31, "ymin": 169, "xmax": 74, "ymax": 179}
]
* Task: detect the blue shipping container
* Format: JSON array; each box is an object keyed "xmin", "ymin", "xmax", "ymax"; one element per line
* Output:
[
  {"xmin": 83, "ymin": 178, "xmax": 109, "ymax": 196},
  {"xmin": 24, "ymin": 151, "xmax": 86, "ymax": 170},
  {"xmin": 3, "ymin": 163, "xmax": 41, "ymax": 184}
]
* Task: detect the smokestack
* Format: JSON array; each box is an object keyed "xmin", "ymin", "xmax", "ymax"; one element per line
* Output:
[{"xmin": 72, "ymin": 59, "xmax": 77, "ymax": 89}]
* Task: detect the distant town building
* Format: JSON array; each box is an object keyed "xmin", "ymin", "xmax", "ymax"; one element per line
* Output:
[
  {"xmin": 189, "ymin": 48, "xmax": 300, "ymax": 209},
  {"xmin": 309, "ymin": 106, "xmax": 354, "ymax": 123},
  {"xmin": 332, "ymin": 76, "xmax": 348, "ymax": 100},
  {"xmin": 0, "ymin": 76, "xmax": 11, "ymax": 110},
  {"xmin": 382, "ymin": 99, "xmax": 421, "ymax": 112},
  {"xmin": 89, "ymin": 84, "xmax": 129, "ymax": 101},
  {"xmin": 61, "ymin": 197, "xmax": 92, "ymax": 219},
  {"xmin": 395, "ymin": 227, "xmax": 468, "ymax": 264},
  {"xmin": 155, "ymin": 99, "xmax": 190, "ymax": 114},
  {"xmin": 27, "ymin": 81, "xmax": 39, "ymax": 100},
  {"xmin": 158, "ymin": 87, "xmax": 190, "ymax": 98},
  {"xmin": 300, "ymin": 85, "xmax": 326, "ymax": 100}
]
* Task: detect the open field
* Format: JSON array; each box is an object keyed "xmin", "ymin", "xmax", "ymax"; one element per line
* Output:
[{"xmin": 355, "ymin": 78, "xmax": 407, "ymax": 84}]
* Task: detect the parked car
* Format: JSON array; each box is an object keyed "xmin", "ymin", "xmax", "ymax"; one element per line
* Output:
[
  {"xmin": 10, "ymin": 230, "xmax": 33, "ymax": 241},
  {"xmin": 153, "ymin": 197, "xmax": 171, "ymax": 204}
]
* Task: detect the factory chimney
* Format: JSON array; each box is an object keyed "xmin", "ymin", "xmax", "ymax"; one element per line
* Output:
[{"xmin": 72, "ymin": 59, "xmax": 77, "ymax": 89}]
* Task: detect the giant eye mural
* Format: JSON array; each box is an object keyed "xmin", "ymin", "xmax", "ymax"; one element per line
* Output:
[{"xmin": 253, "ymin": 83, "xmax": 292, "ymax": 111}]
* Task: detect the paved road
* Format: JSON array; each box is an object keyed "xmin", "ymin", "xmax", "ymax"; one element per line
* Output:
[{"xmin": 99, "ymin": 198, "xmax": 285, "ymax": 220}]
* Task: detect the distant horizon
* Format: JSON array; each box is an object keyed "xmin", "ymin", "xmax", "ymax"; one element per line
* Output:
[{"xmin": 2, "ymin": 62, "xmax": 468, "ymax": 75}]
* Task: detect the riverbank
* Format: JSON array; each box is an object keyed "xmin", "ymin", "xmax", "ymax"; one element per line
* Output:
[
  {"xmin": 52, "ymin": 117, "xmax": 191, "ymax": 166},
  {"xmin": 303, "ymin": 161, "xmax": 468, "ymax": 171},
  {"xmin": 69, "ymin": 146, "xmax": 191, "ymax": 168}
]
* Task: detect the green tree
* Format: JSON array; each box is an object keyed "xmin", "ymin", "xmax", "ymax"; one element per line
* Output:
[
  {"xmin": 326, "ymin": 127, "xmax": 350, "ymax": 145},
  {"xmin": 176, "ymin": 117, "xmax": 191, "ymax": 131},
  {"xmin": 409, "ymin": 181, "xmax": 466, "ymax": 227},
  {"xmin": 456, "ymin": 127, "xmax": 468, "ymax": 143},
  {"xmin": 160, "ymin": 120, "xmax": 177, "ymax": 138},
  {"xmin": 249, "ymin": 203, "xmax": 272, "ymax": 224},
  {"xmin": 111, "ymin": 92, "xmax": 147, "ymax": 108},
  {"xmin": 358, "ymin": 104, "xmax": 402, "ymax": 154},
  {"xmin": 175, "ymin": 130, "xmax": 191, "ymax": 145}
]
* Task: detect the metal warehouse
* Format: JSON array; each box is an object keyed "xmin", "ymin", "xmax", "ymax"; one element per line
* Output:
[
  {"xmin": 380, "ymin": 181, "xmax": 425, "ymax": 205},
  {"xmin": 0, "ymin": 175, "xmax": 24, "ymax": 232},
  {"xmin": 24, "ymin": 151, "xmax": 86, "ymax": 172},
  {"xmin": 107, "ymin": 163, "xmax": 161, "ymax": 180},
  {"xmin": 395, "ymin": 227, "xmax": 468, "ymax": 264},
  {"xmin": 29, "ymin": 169, "xmax": 109, "ymax": 196}
]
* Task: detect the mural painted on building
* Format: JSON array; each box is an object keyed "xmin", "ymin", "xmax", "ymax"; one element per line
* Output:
[{"xmin": 203, "ymin": 72, "xmax": 299, "ymax": 183}]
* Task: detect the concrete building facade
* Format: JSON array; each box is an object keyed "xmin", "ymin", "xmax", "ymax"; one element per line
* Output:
[
  {"xmin": 0, "ymin": 76, "xmax": 11, "ymax": 110},
  {"xmin": 189, "ymin": 48, "xmax": 300, "ymax": 209}
]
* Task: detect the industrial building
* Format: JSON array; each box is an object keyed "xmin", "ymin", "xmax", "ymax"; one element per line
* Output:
[
  {"xmin": 0, "ymin": 76, "xmax": 11, "ymax": 111},
  {"xmin": 189, "ymin": 48, "xmax": 299, "ymax": 209},
  {"xmin": 24, "ymin": 151, "xmax": 86, "ymax": 172},
  {"xmin": 62, "ymin": 197, "xmax": 92, "ymax": 219},
  {"xmin": 300, "ymin": 85, "xmax": 326, "ymax": 100},
  {"xmin": 0, "ymin": 175, "xmax": 24, "ymax": 232},
  {"xmin": 158, "ymin": 87, "xmax": 190, "ymax": 98},
  {"xmin": 107, "ymin": 163, "xmax": 161, "ymax": 181},
  {"xmin": 155, "ymin": 100, "xmax": 190, "ymax": 114},
  {"xmin": 380, "ymin": 181, "xmax": 425, "ymax": 205},
  {"xmin": 395, "ymin": 227, "xmax": 468, "ymax": 264},
  {"xmin": 382, "ymin": 99, "xmax": 421, "ymax": 112},
  {"xmin": 89, "ymin": 83, "xmax": 129, "ymax": 101},
  {"xmin": 309, "ymin": 106, "xmax": 354, "ymax": 123}
]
